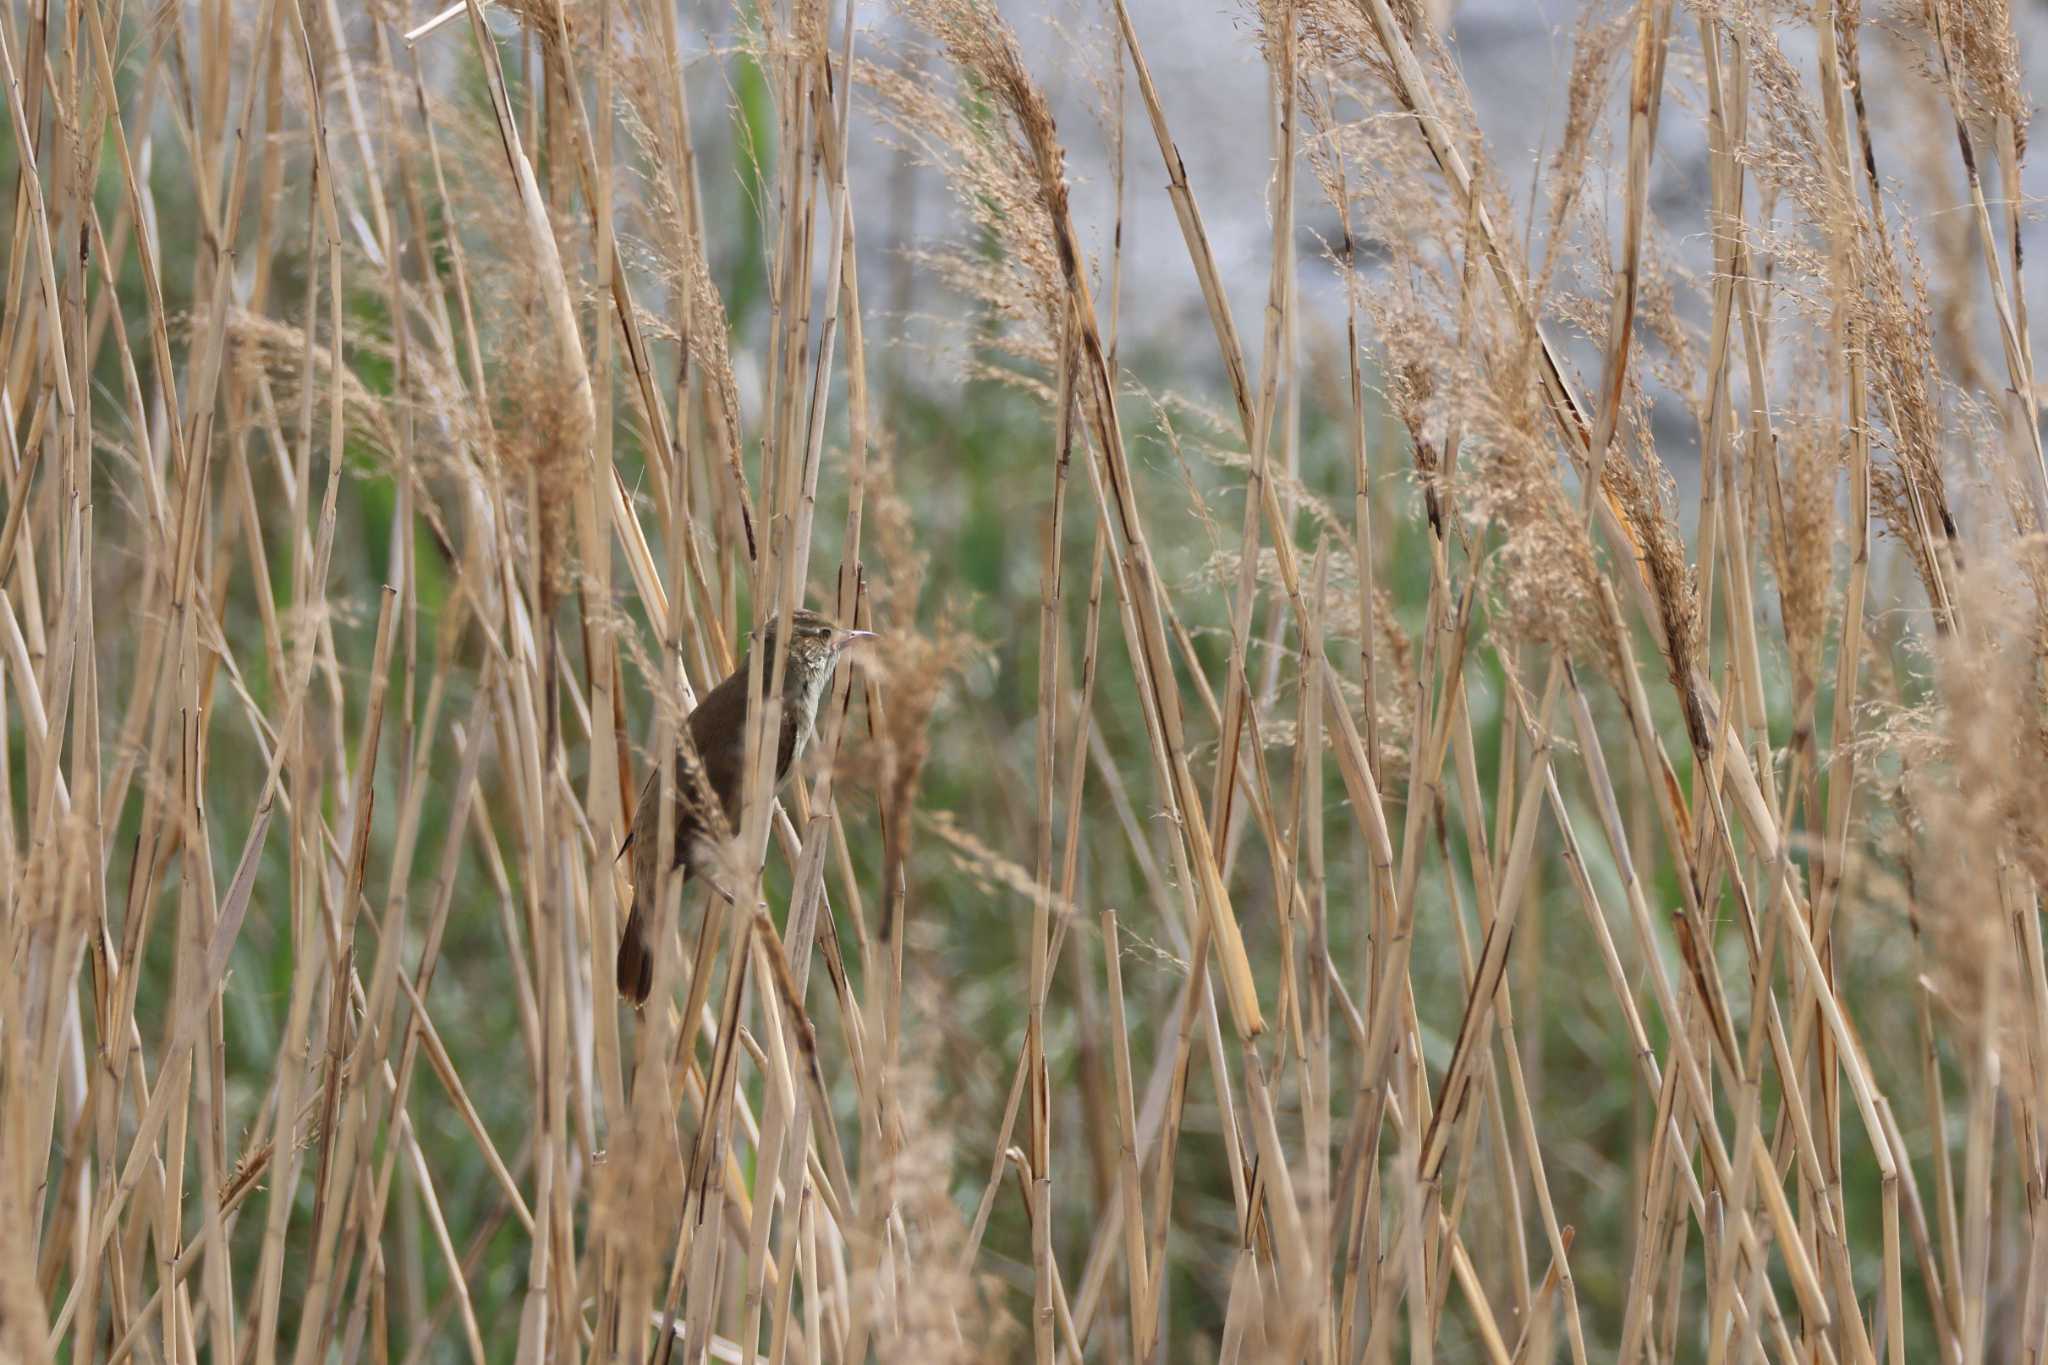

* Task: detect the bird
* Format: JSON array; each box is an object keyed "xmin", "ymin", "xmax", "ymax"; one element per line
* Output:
[{"xmin": 615, "ymin": 607, "xmax": 874, "ymax": 1005}]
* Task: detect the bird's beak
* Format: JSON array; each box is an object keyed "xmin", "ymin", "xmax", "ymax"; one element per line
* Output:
[{"xmin": 836, "ymin": 628, "xmax": 878, "ymax": 651}]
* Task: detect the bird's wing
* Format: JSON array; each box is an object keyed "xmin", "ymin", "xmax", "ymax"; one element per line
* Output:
[
  {"xmin": 687, "ymin": 659, "xmax": 754, "ymax": 831},
  {"xmin": 776, "ymin": 702, "xmax": 804, "ymax": 785},
  {"xmin": 618, "ymin": 761, "xmax": 659, "ymax": 859}
]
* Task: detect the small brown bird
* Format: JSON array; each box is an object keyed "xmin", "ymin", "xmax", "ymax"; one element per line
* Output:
[{"xmin": 615, "ymin": 608, "xmax": 874, "ymax": 1005}]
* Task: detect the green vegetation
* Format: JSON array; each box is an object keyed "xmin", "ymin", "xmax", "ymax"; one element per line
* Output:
[{"xmin": 4, "ymin": 0, "xmax": 2042, "ymax": 1361}]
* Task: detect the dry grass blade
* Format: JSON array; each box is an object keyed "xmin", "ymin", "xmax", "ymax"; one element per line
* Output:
[{"xmin": 11, "ymin": 0, "xmax": 2045, "ymax": 1358}]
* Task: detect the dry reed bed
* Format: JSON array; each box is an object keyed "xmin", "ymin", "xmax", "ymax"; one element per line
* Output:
[{"xmin": 1, "ymin": 0, "xmax": 2043, "ymax": 1358}]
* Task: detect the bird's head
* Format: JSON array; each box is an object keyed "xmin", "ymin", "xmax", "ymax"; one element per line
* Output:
[{"xmin": 758, "ymin": 608, "xmax": 876, "ymax": 711}]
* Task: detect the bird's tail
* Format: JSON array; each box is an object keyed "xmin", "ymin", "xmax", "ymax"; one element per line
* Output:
[{"xmin": 616, "ymin": 897, "xmax": 653, "ymax": 1006}]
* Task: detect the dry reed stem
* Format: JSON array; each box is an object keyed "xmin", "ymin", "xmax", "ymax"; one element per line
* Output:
[{"xmin": 9, "ymin": 0, "xmax": 2048, "ymax": 1358}]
